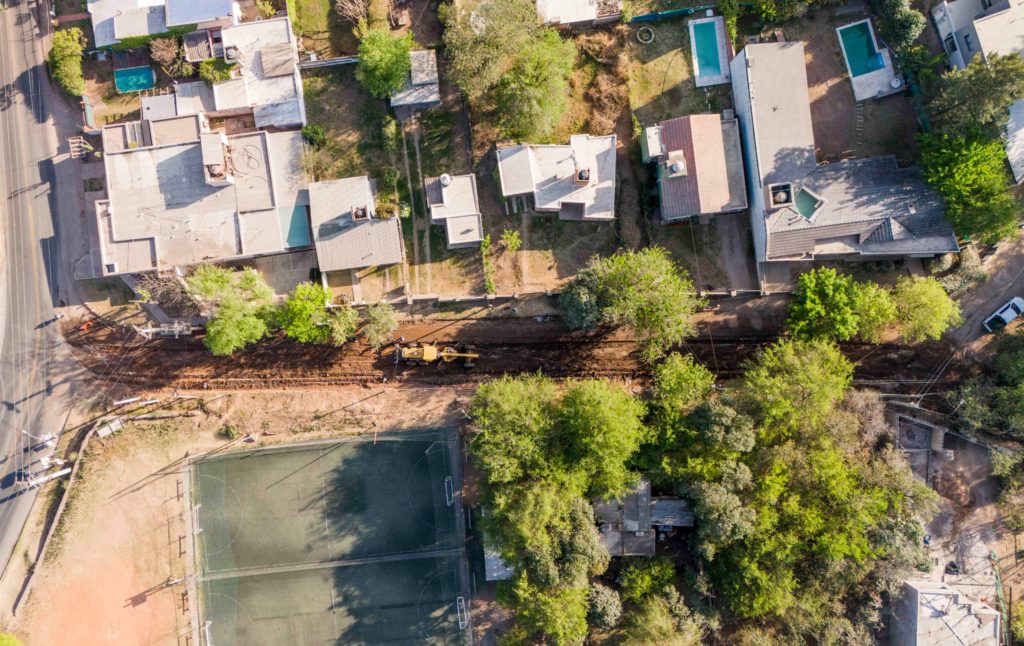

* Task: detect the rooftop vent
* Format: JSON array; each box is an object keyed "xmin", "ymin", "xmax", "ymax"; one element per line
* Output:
[
  {"xmin": 352, "ymin": 205, "xmax": 369, "ymax": 221},
  {"xmin": 665, "ymin": 151, "xmax": 687, "ymax": 177},
  {"xmin": 575, "ymin": 168, "xmax": 591, "ymax": 185},
  {"xmin": 440, "ymin": 173, "xmax": 452, "ymax": 187},
  {"xmin": 225, "ymin": 45, "xmax": 240, "ymax": 62},
  {"xmin": 767, "ymin": 182, "xmax": 794, "ymax": 209}
]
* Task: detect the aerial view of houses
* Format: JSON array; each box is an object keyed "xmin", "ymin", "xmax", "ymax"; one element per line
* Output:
[{"xmin": 3, "ymin": 0, "xmax": 1024, "ymax": 644}]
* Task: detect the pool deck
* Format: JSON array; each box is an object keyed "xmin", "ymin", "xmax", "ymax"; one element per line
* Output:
[
  {"xmin": 836, "ymin": 20, "xmax": 903, "ymax": 102},
  {"xmin": 690, "ymin": 16, "xmax": 731, "ymax": 88}
]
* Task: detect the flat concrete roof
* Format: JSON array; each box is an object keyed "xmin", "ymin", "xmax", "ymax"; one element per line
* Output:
[
  {"xmin": 496, "ymin": 134, "xmax": 617, "ymax": 220},
  {"xmin": 220, "ymin": 18, "xmax": 305, "ymax": 128},
  {"xmin": 425, "ymin": 174, "xmax": 483, "ymax": 247}
]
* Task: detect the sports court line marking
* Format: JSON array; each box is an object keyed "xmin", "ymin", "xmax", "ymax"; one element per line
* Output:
[{"xmin": 200, "ymin": 547, "xmax": 465, "ymax": 582}]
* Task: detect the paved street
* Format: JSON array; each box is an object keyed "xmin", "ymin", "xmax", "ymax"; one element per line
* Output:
[{"xmin": 0, "ymin": 0, "xmax": 79, "ymax": 574}]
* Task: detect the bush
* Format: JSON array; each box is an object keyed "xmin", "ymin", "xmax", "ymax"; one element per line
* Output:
[
  {"xmin": 362, "ymin": 302, "xmax": 398, "ymax": 349},
  {"xmin": 588, "ymin": 583, "xmax": 622, "ymax": 630},
  {"xmin": 199, "ymin": 58, "xmax": 234, "ymax": 83},
  {"xmin": 501, "ymin": 229, "xmax": 522, "ymax": 253},
  {"xmin": 871, "ymin": 0, "xmax": 925, "ymax": 54},
  {"xmin": 278, "ymin": 282, "xmax": 331, "ymax": 344},
  {"xmin": 328, "ymin": 303, "xmax": 360, "ymax": 345},
  {"xmin": 219, "ymin": 425, "xmax": 239, "ymax": 440},
  {"xmin": 892, "ymin": 276, "xmax": 962, "ymax": 342},
  {"xmin": 356, "ymin": 29, "xmax": 413, "ymax": 98},
  {"xmin": 49, "ymin": 28, "xmax": 86, "ymax": 97},
  {"xmin": 302, "ymin": 124, "xmax": 328, "ymax": 148}
]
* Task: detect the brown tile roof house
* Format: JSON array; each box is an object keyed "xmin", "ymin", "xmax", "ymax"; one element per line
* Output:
[
  {"xmin": 424, "ymin": 173, "xmax": 484, "ymax": 248},
  {"xmin": 308, "ymin": 177, "xmax": 405, "ymax": 272},
  {"xmin": 641, "ymin": 113, "xmax": 747, "ymax": 221},
  {"xmin": 729, "ymin": 42, "xmax": 958, "ymax": 288}
]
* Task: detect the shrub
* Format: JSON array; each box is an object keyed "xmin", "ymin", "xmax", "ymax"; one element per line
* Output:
[
  {"xmin": 219, "ymin": 425, "xmax": 239, "ymax": 440},
  {"xmin": 892, "ymin": 276, "xmax": 963, "ymax": 342},
  {"xmin": 199, "ymin": 58, "xmax": 234, "ymax": 83},
  {"xmin": 501, "ymin": 229, "xmax": 522, "ymax": 253},
  {"xmin": 328, "ymin": 303, "xmax": 360, "ymax": 345},
  {"xmin": 279, "ymin": 282, "xmax": 331, "ymax": 344},
  {"xmin": 301, "ymin": 124, "xmax": 328, "ymax": 148},
  {"xmin": 618, "ymin": 557, "xmax": 675, "ymax": 605},
  {"xmin": 49, "ymin": 28, "xmax": 86, "ymax": 97},
  {"xmin": 587, "ymin": 583, "xmax": 622, "ymax": 630},
  {"xmin": 871, "ymin": 0, "xmax": 926, "ymax": 54},
  {"xmin": 362, "ymin": 302, "xmax": 398, "ymax": 349}
]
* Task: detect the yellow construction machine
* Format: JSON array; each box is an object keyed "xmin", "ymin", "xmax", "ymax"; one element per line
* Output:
[{"xmin": 395, "ymin": 342, "xmax": 478, "ymax": 367}]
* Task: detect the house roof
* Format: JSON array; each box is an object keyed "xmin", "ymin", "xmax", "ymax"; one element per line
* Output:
[
  {"xmin": 173, "ymin": 80, "xmax": 216, "ymax": 115},
  {"xmin": 96, "ymin": 127, "xmax": 307, "ymax": 274},
  {"xmin": 738, "ymin": 42, "xmax": 816, "ymax": 186},
  {"xmin": 391, "ymin": 50, "xmax": 442, "ymax": 108},
  {"xmin": 425, "ymin": 174, "xmax": 483, "ymax": 247},
  {"xmin": 308, "ymin": 177, "xmax": 404, "ymax": 272},
  {"xmin": 536, "ymin": 0, "xmax": 622, "ymax": 25},
  {"xmin": 220, "ymin": 18, "xmax": 305, "ymax": 128},
  {"xmin": 647, "ymin": 114, "xmax": 747, "ymax": 220},
  {"xmin": 112, "ymin": 5, "xmax": 166, "ymax": 40},
  {"xmin": 141, "ymin": 93, "xmax": 178, "ymax": 121},
  {"xmin": 895, "ymin": 580, "xmax": 1000, "ymax": 646},
  {"xmin": 593, "ymin": 478, "xmax": 654, "ymax": 557},
  {"xmin": 765, "ymin": 157, "xmax": 958, "ymax": 259},
  {"xmin": 496, "ymin": 134, "xmax": 617, "ymax": 220},
  {"xmin": 165, "ymin": 0, "xmax": 234, "ymax": 27},
  {"xmin": 972, "ymin": 0, "xmax": 1024, "ymax": 59},
  {"xmin": 1007, "ymin": 100, "xmax": 1024, "ymax": 183}
]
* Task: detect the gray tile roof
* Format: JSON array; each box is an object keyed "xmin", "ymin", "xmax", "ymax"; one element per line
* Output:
[
  {"xmin": 391, "ymin": 50, "xmax": 441, "ymax": 108},
  {"xmin": 766, "ymin": 157, "xmax": 958, "ymax": 259},
  {"xmin": 165, "ymin": 0, "xmax": 234, "ymax": 27},
  {"xmin": 309, "ymin": 177, "xmax": 405, "ymax": 271}
]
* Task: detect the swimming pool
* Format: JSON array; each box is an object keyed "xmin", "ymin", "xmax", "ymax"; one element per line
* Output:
[
  {"xmin": 838, "ymin": 20, "xmax": 884, "ymax": 77},
  {"xmin": 113, "ymin": 66, "xmax": 155, "ymax": 93},
  {"xmin": 278, "ymin": 205, "xmax": 312, "ymax": 248},
  {"xmin": 693, "ymin": 21, "xmax": 721, "ymax": 77},
  {"xmin": 689, "ymin": 16, "xmax": 730, "ymax": 87}
]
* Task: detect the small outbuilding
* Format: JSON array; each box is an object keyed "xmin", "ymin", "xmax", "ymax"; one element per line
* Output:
[
  {"xmin": 391, "ymin": 50, "xmax": 442, "ymax": 120},
  {"xmin": 424, "ymin": 173, "xmax": 483, "ymax": 249},
  {"xmin": 593, "ymin": 477, "xmax": 693, "ymax": 557}
]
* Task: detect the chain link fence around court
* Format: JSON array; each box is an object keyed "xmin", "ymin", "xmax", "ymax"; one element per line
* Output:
[{"xmin": 189, "ymin": 431, "xmax": 468, "ymax": 646}]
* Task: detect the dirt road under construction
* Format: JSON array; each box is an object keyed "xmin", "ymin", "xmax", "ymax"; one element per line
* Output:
[{"xmin": 66, "ymin": 315, "xmax": 981, "ymax": 394}]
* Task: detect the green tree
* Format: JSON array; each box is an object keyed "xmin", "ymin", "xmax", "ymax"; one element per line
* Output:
[
  {"xmin": 691, "ymin": 481, "xmax": 756, "ymax": 560},
  {"xmin": 491, "ymin": 28, "xmax": 576, "ymax": 140},
  {"xmin": 49, "ymin": 28, "xmax": 86, "ymax": 97},
  {"xmin": 328, "ymin": 303, "xmax": 360, "ymax": 346},
  {"xmin": 920, "ymin": 131, "xmax": 1020, "ymax": 244},
  {"xmin": 618, "ymin": 557, "xmax": 675, "ymax": 604},
  {"xmin": 556, "ymin": 380, "xmax": 647, "ymax": 498},
  {"xmin": 870, "ymin": 0, "xmax": 925, "ymax": 54},
  {"xmin": 279, "ymin": 282, "xmax": 331, "ymax": 344},
  {"xmin": 787, "ymin": 268, "xmax": 862, "ymax": 341},
  {"xmin": 742, "ymin": 338, "xmax": 853, "ymax": 439},
  {"xmin": 356, "ymin": 29, "xmax": 413, "ymax": 98},
  {"xmin": 501, "ymin": 573, "xmax": 589, "ymax": 646},
  {"xmin": 854, "ymin": 281, "xmax": 898, "ymax": 343},
  {"xmin": 301, "ymin": 124, "xmax": 328, "ymax": 148},
  {"xmin": 560, "ymin": 248, "xmax": 704, "ymax": 362},
  {"xmin": 362, "ymin": 302, "xmax": 398, "ymax": 349},
  {"xmin": 470, "ymin": 373, "xmax": 558, "ymax": 486},
  {"xmin": 621, "ymin": 587, "xmax": 706, "ymax": 646},
  {"xmin": 892, "ymin": 276, "xmax": 962, "ymax": 342},
  {"xmin": 0, "ymin": 634, "xmax": 24, "ymax": 646},
  {"xmin": 650, "ymin": 352, "xmax": 715, "ymax": 427},
  {"xmin": 187, "ymin": 266, "xmax": 276, "ymax": 356},
  {"xmin": 928, "ymin": 54, "xmax": 1024, "ymax": 137},
  {"xmin": 441, "ymin": 0, "xmax": 538, "ymax": 99},
  {"xmin": 501, "ymin": 229, "xmax": 522, "ymax": 253}
]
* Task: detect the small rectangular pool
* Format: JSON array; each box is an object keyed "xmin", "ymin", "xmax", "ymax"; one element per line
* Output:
[
  {"xmin": 689, "ymin": 16, "xmax": 730, "ymax": 87},
  {"xmin": 838, "ymin": 20, "xmax": 884, "ymax": 78},
  {"xmin": 113, "ymin": 66, "xmax": 155, "ymax": 93},
  {"xmin": 693, "ymin": 21, "xmax": 721, "ymax": 77}
]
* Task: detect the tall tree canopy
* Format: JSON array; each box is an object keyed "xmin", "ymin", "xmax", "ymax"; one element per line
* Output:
[
  {"xmin": 356, "ymin": 29, "xmax": 413, "ymax": 98},
  {"xmin": 187, "ymin": 266, "xmax": 276, "ymax": 356},
  {"xmin": 278, "ymin": 282, "xmax": 331, "ymax": 344},
  {"xmin": 560, "ymin": 248, "xmax": 704, "ymax": 362},
  {"xmin": 892, "ymin": 276, "xmax": 962, "ymax": 342},
  {"xmin": 928, "ymin": 53, "xmax": 1024, "ymax": 137},
  {"xmin": 49, "ymin": 28, "xmax": 86, "ymax": 97},
  {"xmin": 787, "ymin": 268, "xmax": 899, "ymax": 343},
  {"xmin": 920, "ymin": 130, "xmax": 1021, "ymax": 245},
  {"xmin": 491, "ymin": 29, "xmax": 576, "ymax": 140}
]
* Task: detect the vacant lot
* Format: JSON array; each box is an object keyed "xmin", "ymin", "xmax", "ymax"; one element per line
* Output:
[{"xmin": 15, "ymin": 387, "xmax": 473, "ymax": 646}]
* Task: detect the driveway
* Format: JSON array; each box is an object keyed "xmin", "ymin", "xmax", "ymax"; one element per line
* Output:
[{"xmin": 949, "ymin": 238, "xmax": 1024, "ymax": 354}]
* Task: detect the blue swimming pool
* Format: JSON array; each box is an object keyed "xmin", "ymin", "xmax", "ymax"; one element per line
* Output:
[
  {"xmin": 279, "ymin": 205, "xmax": 312, "ymax": 248},
  {"xmin": 113, "ymin": 66, "xmax": 156, "ymax": 93},
  {"xmin": 692, "ymin": 21, "xmax": 721, "ymax": 77},
  {"xmin": 838, "ymin": 21, "xmax": 885, "ymax": 77}
]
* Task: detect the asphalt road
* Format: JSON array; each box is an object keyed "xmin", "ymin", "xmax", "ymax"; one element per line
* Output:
[{"xmin": 0, "ymin": 0, "xmax": 72, "ymax": 574}]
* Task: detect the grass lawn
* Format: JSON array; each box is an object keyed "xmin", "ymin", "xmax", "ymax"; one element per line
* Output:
[
  {"xmin": 624, "ymin": 0, "xmax": 714, "ymax": 15},
  {"xmin": 291, "ymin": 0, "xmax": 330, "ymax": 34},
  {"xmin": 626, "ymin": 17, "xmax": 732, "ymax": 128}
]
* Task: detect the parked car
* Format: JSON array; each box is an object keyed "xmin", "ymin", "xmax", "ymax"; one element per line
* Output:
[{"xmin": 983, "ymin": 296, "xmax": 1024, "ymax": 333}]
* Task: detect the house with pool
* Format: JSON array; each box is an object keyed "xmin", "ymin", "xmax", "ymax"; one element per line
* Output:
[
  {"xmin": 730, "ymin": 42, "xmax": 958, "ymax": 291},
  {"xmin": 931, "ymin": 0, "xmax": 1024, "ymax": 183}
]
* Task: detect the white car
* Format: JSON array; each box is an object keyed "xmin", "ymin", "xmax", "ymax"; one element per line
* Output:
[{"xmin": 983, "ymin": 296, "xmax": 1024, "ymax": 333}]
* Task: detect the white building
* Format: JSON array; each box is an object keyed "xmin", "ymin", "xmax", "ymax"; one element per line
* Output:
[{"xmin": 88, "ymin": 0, "xmax": 238, "ymax": 48}]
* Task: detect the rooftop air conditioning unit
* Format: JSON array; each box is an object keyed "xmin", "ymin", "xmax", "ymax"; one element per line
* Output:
[
  {"xmin": 575, "ymin": 168, "xmax": 591, "ymax": 185},
  {"xmin": 352, "ymin": 205, "xmax": 369, "ymax": 220}
]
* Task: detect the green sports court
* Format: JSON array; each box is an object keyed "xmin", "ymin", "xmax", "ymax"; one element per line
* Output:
[{"xmin": 189, "ymin": 431, "xmax": 469, "ymax": 645}]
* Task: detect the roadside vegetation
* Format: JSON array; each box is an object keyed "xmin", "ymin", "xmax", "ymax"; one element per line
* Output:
[
  {"xmin": 787, "ymin": 268, "xmax": 961, "ymax": 343},
  {"xmin": 951, "ymin": 327, "xmax": 1024, "ymax": 439},
  {"xmin": 470, "ymin": 340, "xmax": 934, "ymax": 643},
  {"xmin": 49, "ymin": 28, "xmax": 86, "ymax": 97}
]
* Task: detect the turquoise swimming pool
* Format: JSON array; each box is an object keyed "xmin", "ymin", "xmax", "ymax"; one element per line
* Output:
[
  {"xmin": 279, "ymin": 205, "xmax": 312, "ymax": 248},
  {"xmin": 838, "ymin": 21, "xmax": 884, "ymax": 77},
  {"xmin": 113, "ymin": 66, "xmax": 156, "ymax": 93},
  {"xmin": 692, "ymin": 21, "xmax": 721, "ymax": 77}
]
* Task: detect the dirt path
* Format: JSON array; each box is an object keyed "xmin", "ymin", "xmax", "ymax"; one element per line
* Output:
[{"xmin": 400, "ymin": 125, "xmax": 421, "ymax": 292}]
